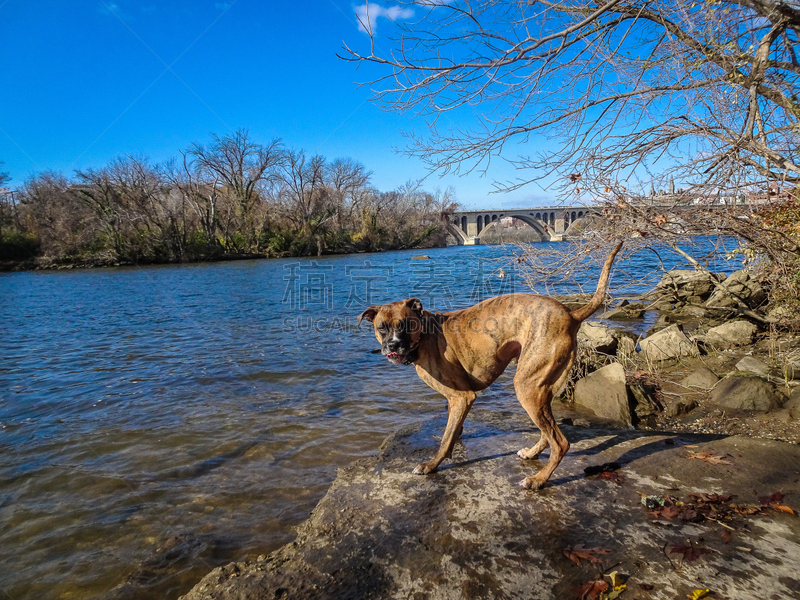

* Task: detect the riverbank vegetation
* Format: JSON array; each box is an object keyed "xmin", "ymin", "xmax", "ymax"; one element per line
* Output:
[{"xmin": 0, "ymin": 132, "xmax": 457, "ymax": 270}]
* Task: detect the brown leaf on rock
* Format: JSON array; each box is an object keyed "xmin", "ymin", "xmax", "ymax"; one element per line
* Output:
[
  {"xmin": 564, "ymin": 544, "xmax": 612, "ymax": 566},
  {"xmin": 721, "ymin": 530, "xmax": 733, "ymax": 543},
  {"xmin": 758, "ymin": 491, "xmax": 796, "ymax": 514},
  {"xmin": 759, "ymin": 491, "xmax": 784, "ymax": 506},
  {"xmin": 731, "ymin": 503, "xmax": 762, "ymax": 515},
  {"xmin": 690, "ymin": 492, "xmax": 733, "ymax": 504},
  {"xmin": 670, "ymin": 543, "xmax": 713, "ymax": 562},
  {"xmin": 599, "ymin": 471, "xmax": 624, "ymax": 485},
  {"xmin": 686, "ymin": 450, "xmax": 732, "ymax": 465},
  {"xmin": 576, "ymin": 577, "xmax": 609, "ymax": 600}
]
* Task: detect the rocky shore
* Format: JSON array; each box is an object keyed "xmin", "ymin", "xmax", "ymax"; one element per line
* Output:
[{"xmin": 181, "ymin": 268, "xmax": 800, "ymax": 600}]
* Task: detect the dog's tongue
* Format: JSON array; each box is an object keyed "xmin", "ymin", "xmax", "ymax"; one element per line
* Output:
[{"xmin": 387, "ymin": 352, "xmax": 402, "ymax": 363}]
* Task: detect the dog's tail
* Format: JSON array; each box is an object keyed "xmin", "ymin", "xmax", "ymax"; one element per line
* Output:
[{"xmin": 569, "ymin": 241, "xmax": 624, "ymax": 323}]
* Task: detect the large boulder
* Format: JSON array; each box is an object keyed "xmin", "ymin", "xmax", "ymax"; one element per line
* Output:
[
  {"xmin": 700, "ymin": 320, "xmax": 759, "ymax": 349},
  {"xmin": 639, "ymin": 324, "xmax": 698, "ymax": 361},
  {"xmin": 573, "ymin": 362, "xmax": 631, "ymax": 425},
  {"xmin": 709, "ymin": 375, "xmax": 786, "ymax": 411},
  {"xmin": 705, "ymin": 269, "xmax": 766, "ymax": 309},
  {"xmin": 656, "ymin": 269, "xmax": 720, "ymax": 301},
  {"xmin": 181, "ymin": 415, "xmax": 800, "ymax": 600}
]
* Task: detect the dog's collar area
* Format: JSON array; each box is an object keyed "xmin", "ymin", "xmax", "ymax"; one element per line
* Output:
[{"xmin": 402, "ymin": 349, "xmax": 418, "ymax": 365}]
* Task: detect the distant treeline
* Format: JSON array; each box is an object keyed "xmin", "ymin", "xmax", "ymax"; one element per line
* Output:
[{"xmin": 0, "ymin": 130, "xmax": 457, "ymax": 269}]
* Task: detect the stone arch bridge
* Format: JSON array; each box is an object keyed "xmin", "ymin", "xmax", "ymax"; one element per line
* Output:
[{"xmin": 449, "ymin": 205, "xmax": 599, "ymax": 244}]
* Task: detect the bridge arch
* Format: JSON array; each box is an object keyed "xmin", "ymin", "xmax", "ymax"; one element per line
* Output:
[
  {"xmin": 447, "ymin": 218, "xmax": 469, "ymax": 244},
  {"xmin": 479, "ymin": 214, "xmax": 547, "ymax": 240},
  {"xmin": 510, "ymin": 215, "xmax": 548, "ymax": 239}
]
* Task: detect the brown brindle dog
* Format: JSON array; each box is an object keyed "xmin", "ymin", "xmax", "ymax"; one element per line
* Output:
[{"xmin": 358, "ymin": 242, "xmax": 622, "ymax": 490}]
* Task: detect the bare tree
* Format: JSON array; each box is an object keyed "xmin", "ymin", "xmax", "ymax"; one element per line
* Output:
[
  {"xmin": 18, "ymin": 172, "xmax": 95, "ymax": 259},
  {"xmin": 343, "ymin": 0, "xmax": 799, "ymax": 196},
  {"xmin": 327, "ymin": 157, "xmax": 372, "ymax": 231},
  {"xmin": 276, "ymin": 150, "xmax": 336, "ymax": 253},
  {"xmin": 189, "ymin": 130, "xmax": 283, "ymax": 250}
]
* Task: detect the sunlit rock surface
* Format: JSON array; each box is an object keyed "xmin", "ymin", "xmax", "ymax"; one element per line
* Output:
[{"xmin": 181, "ymin": 410, "xmax": 800, "ymax": 600}]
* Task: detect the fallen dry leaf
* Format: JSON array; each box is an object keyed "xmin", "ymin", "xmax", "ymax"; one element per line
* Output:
[
  {"xmin": 690, "ymin": 492, "xmax": 733, "ymax": 504},
  {"xmin": 670, "ymin": 542, "xmax": 713, "ymax": 562},
  {"xmin": 758, "ymin": 491, "xmax": 796, "ymax": 514},
  {"xmin": 576, "ymin": 578, "xmax": 609, "ymax": 600},
  {"xmin": 686, "ymin": 450, "xmax": 732, "ymax": 465},
  {"xmin": 564, "ymin": 544, "xmax": 612, "ymax": 566},
  {"xmin": 688, "ymin": 589, "xmax": 712, "ymax": 600},
  {"xmin": 721, "ymin": 530, "xmax": 733, "ymax": 543},
  {"xmin": 759, "ymin": 491, "xmax": 785, "ymax": 506},
  {"xmin": 599, "ymin": 471, "xmax": 624, "ymax": 485}
]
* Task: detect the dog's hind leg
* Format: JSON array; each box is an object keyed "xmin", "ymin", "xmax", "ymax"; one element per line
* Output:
[
  {"xmin": 514, "ymin": 354, "xmax": 573, "ymax": 490},
  {"xmin": 412, "ymin": 390, "xmax": 476, "ymax": 475}
]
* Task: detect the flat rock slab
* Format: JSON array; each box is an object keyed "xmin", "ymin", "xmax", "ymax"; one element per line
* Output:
[{"xmin": 181, "ymin": 411, "xmax": 800, "ymax": 600}]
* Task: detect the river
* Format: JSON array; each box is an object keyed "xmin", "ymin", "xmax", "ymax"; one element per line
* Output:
[{"xmin": 0, "ymin": 240, "xmax": 741, "ymax": 599}]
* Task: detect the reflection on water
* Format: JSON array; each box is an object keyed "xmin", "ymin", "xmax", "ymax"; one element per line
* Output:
[{"xmin": 0, "ymin": 240, "xmax": 740, "ymax": 599}]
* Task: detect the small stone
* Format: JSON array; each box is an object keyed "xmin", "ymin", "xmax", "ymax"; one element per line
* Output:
[
  {"xmin": 736, "ymin": 356, "xmax": 771, "ymax": 377},
  {"xmin": 680, "ymin": 365, "xmax": 719, "ymax": 389}
]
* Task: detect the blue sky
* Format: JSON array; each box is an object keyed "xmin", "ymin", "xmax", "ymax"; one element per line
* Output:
[{"xmin": 0, "ymin": 0, "xmax": 557, "ymax": 209}]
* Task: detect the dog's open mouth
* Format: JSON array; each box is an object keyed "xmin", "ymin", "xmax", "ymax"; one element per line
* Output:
[{"xmin": 386, "ymin": 351, "xmax": 404, "ymax": 364}]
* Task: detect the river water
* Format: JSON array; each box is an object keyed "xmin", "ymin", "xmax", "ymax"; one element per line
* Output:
[{"xmin": 0, "ymin": 240, "xmax": 741, "ymax": 599}]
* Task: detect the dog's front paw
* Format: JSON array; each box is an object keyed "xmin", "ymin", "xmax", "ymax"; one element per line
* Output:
[
  {"xmin": 412, "ymin": 463, "xmax": 437, "ymax": 475},
  {"xmin": 518, "ymin": 476, "xmax": 546, "ymax": 491}
]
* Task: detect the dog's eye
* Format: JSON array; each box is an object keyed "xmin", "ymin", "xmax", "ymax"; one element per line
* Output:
[{"xmin": 377, "ymin": 323, "xmax": 388, "ymax": 333}]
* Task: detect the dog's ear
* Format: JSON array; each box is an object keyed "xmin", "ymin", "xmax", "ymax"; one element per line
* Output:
[
  {"xmin": 404, "ymin": 298, "xmax": 423, "ymax": 313},
  {"xmin": 357, "ymin": 306, "xmax": 380, "ymax": 325}
]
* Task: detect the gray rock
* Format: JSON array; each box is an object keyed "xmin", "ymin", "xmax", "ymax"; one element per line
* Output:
[
  {"xmin": 705, "ymin": 269, "xmax": 766, "ymax": 309},
  {"xmin": 639, "ymin": 324, "xmax": 698, "ymax": 361},
  {"xmin": 709, "ymin": 375, "xmax": 786, "ymax": 411},
  {"xmin": 617, "ymin": 336, "xmax": 637, "ymax": 358},
  {"xmin": 598, "ymin": 307, "xmax": 645, "ymax": 320},
  {"xmin": 573, "ymin": 362, "xmax": 631, "ymax": 425},
  {"xmin": 701, "ymin": 320, "xmax": 759, "ymax": 349},
  {"xmin": 675, "ymin": 305, "xmax": 708, "ymax": 318},
  {"xmin": 577, "ymin": 321, "xmax": 618, "ymax": 355},
  {"xmin": 680, "ymin": 365, "xmax": 720, "ymax": 389},
  {"xmin": 784, "ymin": 388, "xmax": 800, "ymax": 419},
  {"xmin": 667, "ymin": 398, "xmax": 699, "ymax": 417},
  {"xmin": 736, "ymin": 356, "xmax": 771, "ymax": 377},
  {"xmin": 656, "ymin": 269, "xmax": 718, "ymax": 300},
  {"xmin": 181, "ymin": 415, "xmax": 800, "ymax": 600},
  {"xmin": 766, "ymin": 304, "xmax": 797, "ymax": 324}
]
